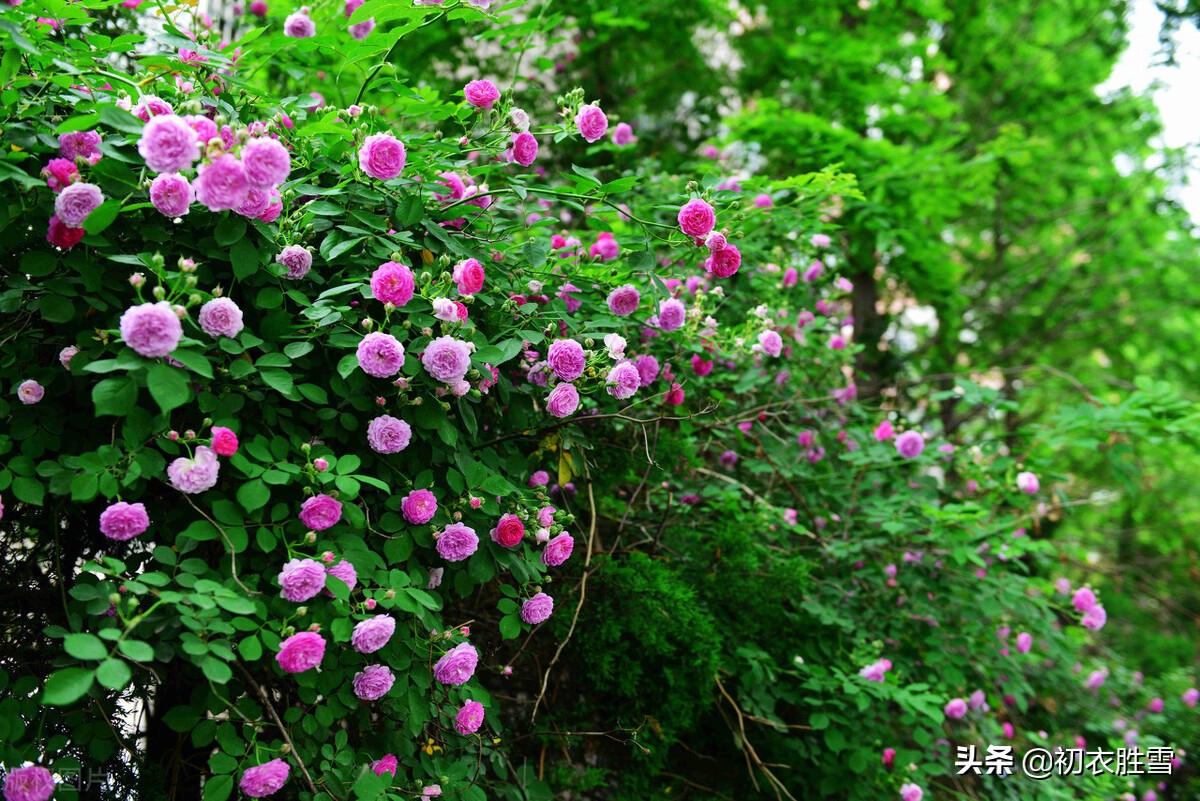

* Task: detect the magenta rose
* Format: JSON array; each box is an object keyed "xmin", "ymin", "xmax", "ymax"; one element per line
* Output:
[
  {"xmin": 240, "ymin": 759, "xmax": 290, "ymax": 798},
  {"xmin": 278, "ymin": 558, "xmax": 326, "ymax": 602},
  {"xmin": 352, "ymin": 615, "xmax": 396, "ymax": 654},
  {"xmin": 352, "ymin": 664, "xmax": 395, "ymax": 701},
  {"xmin": 401, "ymin": 489, "xmax": 438, "ymax": 524},
  {"xmin": 198, "ymin": 297, "xmax": 244, "ymax": 339},
  {"xmin": 2, "ymin": 766, "xmax": 56, "ymax": 801},
  {"xmin": 520, "ymin": 592, "xmax": 554, "ymax": 624},
  {"xmin": 491, "ymin": 513, "xmax": 524, "ymax": 547},
  {"xmin": 546, "ymin": 383, "xmax": 579, "ymax": 418},
  {"xmin": 370, "ymin": 261, "xmax": 415, "ymax": 306},
  {"xmin": 463, "ymin": 79, "xmax": 500, "ymax": 110},
  {"xmin": 657, "ymin": 298, "xmax": 686, "ymax": 332},
  {"xmin": 436, "ymin": 522, "xmax": 478, "ymax": 562},
  {"xmin": 54, "ymin": 181, "xmax": 104, "ymax": 227},
  {"xmin": 275, "ymin": 245, "xmax": 312, "ymax": 280},
  {"xmin": 138, "ymin": 113, "xmax": 200, "ymax": 174},
  {"xmin": 677, "ymin": 198, "xmax": 716, "ymax": 237},
  {"xmin": 421, "ymin": 336, "xmax": 472, "ymax": 383},
  {"xmin": 47, "ymin": 215, "xmax": 85, "ymax": 249},
  {"xmin": 455, "ymin": 700, "xmax": 485, "ymax": 735},
  {"xmin": 193, "ymin": 154, "xmax": 250, "ymax": 211},
  {"xmin": 607, "ymin": 284, "xmax": 640, "ymax": 316},
  {"xmin": 542, "ymin": 533, "xmax": 574, "ymax": 567},
  {"xmin": 358, "ymin": 132, "xmax": 406, "ymax": 180},
  {"xmin": 241, "ymin": 136, "xmax": 291, "ymax": 188},
  {"xmin": 366, "ymin": 414, "xmax": 412, "ymax": 454},
  {"xmin": 276, "ymin": 631, "xmax": 326, "ymax": 673},
  {"xmin": 98, "ymin": 501, "xmax": 150, "ymax": 541},
  {"xmin": 119, "ymin": 300, "xmax": 183, "ymax": 358},
  {"xmin": 149, "ymin": 173, "xmax": 193, "ymax": 217},
  {"xmin": 574, "ymin": 104, "xmax": 608, "ymax": 143},
  {"xmin": 299, "ymin": 493, "xmax": 342, "ymax": 531},
  {"xmin": 606, "ymin": 361, "xmax": 640, "ymax": 400},
  {"xmin": 433, "ymin": 642, "xmax": 478, "ymax": 685},
  {"xmin": 451, "ymin": 258, "xmax": 485, "ymax": 295},
  {"xmin": 511, "ymin": 132, "xmax": 538, "ymax": 166},
  {"xmin": 357, "ymin": 332, "xmax": 406, "ymax": 378}
]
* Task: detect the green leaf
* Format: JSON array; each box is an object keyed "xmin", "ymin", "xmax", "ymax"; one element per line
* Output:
[
  {"xmin": 215, "ymin": 594, "xmax": 257, "ymax": 615},
  {"xmin": 56, "ymin": 111, "xmax": 102, "ymax": 134},
  {"xmin": 64, "ymin": 633, "xmax": 109, "ymax": 661},
  {"xmin": 93, "ymin": 377, "xmax": 138, "ymax": 417},
  {"xmin": 163, "ymin": 706, "xmax": 201, "ymax": 732},
  {"xmin": 499, "ymin": 613, "xmax": 521, "ymax": 640},
  {"xmin": 214, "ymin": 218, "xmax": 247, "ymax": 247},
  {"xmin": 11, "ymin": 476, "xmax": 45, "ymax": 506},
  {"xmin": 170, "ymin": 349, "xmax": 215, "ymax": 378},
  {"xmin": 231, "ymin": 238, "xmax": 260, "ymax": 280},
  {"xmin": 43, "ymin": 667, "xmax": 94, "ymax": 706},
  {"xmin": 200, "ymin": 656, "xmax": 232, "ymax": 683},
  {"xmin": 118, "ymin": 639, "xmax": 155, "ymax": 662},
  {"xmin": 147, "ymin": 363, "xmax": 193, "ymax": 415},
  {"xmin": 203, "ymin": 775, "xmax": 234, "ymax": 801},
  {"xmin": 236, "ymin": 478, "xmax": 270, "ymax": 513},
  {"xmin": 260, "ymin": 369, "xmax": 297, "ymax": 399},
  {"xmin": 83, "ymin": 199, "xmax": 122, "ymax": 236},
  {"xmin": 523, "ymin": 240, "xmax": 549, "ymax": 268},
  {"xmin": 39, "ymin": 294, "xmax": 75, "ymax": 323},
  {"xmin": 327, "ymin": 236, "xmax": 366, "ymax": 261},
  {"xmin": 95, "ymin": 658, "xmax": 132, "ymax": 690},
  {"xmin": 238, "ymin": 635, "xmax": 262, "ymax": 661}
]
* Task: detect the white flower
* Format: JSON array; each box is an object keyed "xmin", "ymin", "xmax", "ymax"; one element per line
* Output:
[
  {"xmin": 603, "ymin": 333, "xmax": 626, "ymax": 360},
  {"xmin": 432, "ymin": 298, "xmax": 458, "ymax": 322}
]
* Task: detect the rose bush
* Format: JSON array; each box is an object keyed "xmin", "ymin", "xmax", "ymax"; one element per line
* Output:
[{"xmin": 0, "ymin": 1, "xmax": 1196, "ymax": 800}]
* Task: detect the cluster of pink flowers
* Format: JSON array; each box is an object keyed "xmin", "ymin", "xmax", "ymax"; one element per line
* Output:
[
  {"xmin": 131, "ymin": 105, "xmax": 291, "ymax": 221},
  {"xmin": 1073, "ymin": 587, "xmax": 1107, "ymax": 631},
  {"xmin": 859, "ymin": 658, "xmax": 892, "ymax": 682}
]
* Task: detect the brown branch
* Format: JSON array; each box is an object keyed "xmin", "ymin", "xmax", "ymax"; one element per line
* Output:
[
  {"xmin": 530, "ymin": 461, "xmax": 598, "ymax": 724},
  {"xmin": 235, "ymin": 664, "xmax": 326, "ymax": 799}
]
